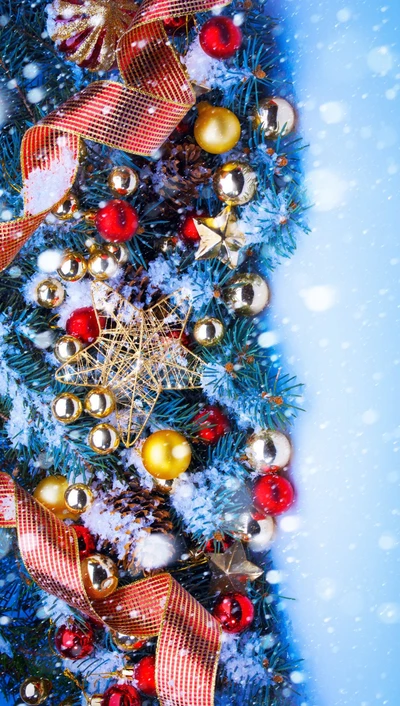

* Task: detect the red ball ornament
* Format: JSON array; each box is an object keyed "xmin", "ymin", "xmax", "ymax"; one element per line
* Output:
[
  {"xmin": 72, "ymin": 524, "xmax": 96, "ymax": 559},
  {"xmin": 102, "ymin": 684, "xmax": 141, "ymax": 706},
  {"xmin": 165, "ymin": 328, "xmax": 191, "ymax": 347},
  {"xmin": 193, "ymin": 406, "xmax": 229, "ymax": 444},
  {"xmin": 199, "ymin": 17, "xmax": 242, "ymax": 60},
  {"xmin": 253, "ymin": 475, "xmax": 294, "ymax": 516},
  {"xmin": 178, "ymin": 213, "xmax": 201, "ymax": 244},
  {"xmin": 135, "ymin": 655, "xmax": 157, "ymax": 697},
  {"xmin": 213, "ymin": 593, "xmax": 254, "ymax": 633},
  {"xmin": 54, "ymin": 621, "xmax": 94, "ymax": 660},
  {"xmin": 95, "ymin": 199, "xmax": 139, "ymax": 243},
  {"xmin": 66, "ymin": 307, "xmax": 103, "ymax": 344}
]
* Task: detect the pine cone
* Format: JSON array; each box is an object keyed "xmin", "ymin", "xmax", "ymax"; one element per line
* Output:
[
  {"xmin": 104, "ymin": 477, "xmax": 173, "ymax": 535},
  {"xmin": 154, "ymin": 141, "xmax": 212, "ymax": 205}
]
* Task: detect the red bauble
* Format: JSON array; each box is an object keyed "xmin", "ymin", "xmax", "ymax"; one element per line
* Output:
[
  {"xmin": 204, "ymin": 534, "xmax": 233, "ymax": 553},
  {"xmin": 54, "ymin": 621, "xmax": 94, "ymax": 660},
  {"xmin": 178, "ymin": 213, "xmax": 201, "ymax": 244},
  {"xmin": 213, "ymin": 593, "xmax": 254, "ymax": 634},
  {"xmin": 66, "ymin": 307, "xmax": 103, "ymax": 343},
  {"xmin": 253, "ymin": 475, "xmax": 294, "ymax": 516},
  {"xmin": 95, "ymin": 199, "xmax": 139, "ymax": 243},
  {"xmin": 72, "ymin": 525, "xmax": 96, "ymax": 559},
  {"xmin": 102, "ymin": 684, "xmax": 141, "ymax": 706},
  {"xmin": 193, "ymin": 406, "xmax": 229, "ymax": 444},
  {"xmin": 165, "ymin": 328, "xmax": 191, "ymax": 347},
  {"xmin": 135, "ymin": 655, "xmax": 157, "ymax": 697},
  {"xmin": 199, "ymin": 17, "xmax": 242, "ymax": 60}
]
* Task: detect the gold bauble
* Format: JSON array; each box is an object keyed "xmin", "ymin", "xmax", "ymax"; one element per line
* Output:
[
  {"xmin": 108, "ymin": 166, "xmax": 139, "ymax": 197},
  {"xmin": 112, "ymin": 631, "xmax": 146, "ymax": 652},
  {"xmin": 88, "ymin": 697, "xmax": 103, "ymax": 706},
  {"xmin": 19, "ymin": 677, "xmax": 52, "ymax": 705},
  {"xmin": 194, "ymin": 103, "xmax": 241, "ymax": 154},
  {"xmin": 33, "ymin": 475, "xmax": 76, "ymax": 520},
  {"xmin": 57, "ymin": 251, "xmax": 87, "ymax": 281},
  {"xmin": 245, "ymin": 429, "xmax": 291, "ymax": 471},
  {"xmin": 223, "ymin": 273, "xmax": 270, "ymax": 316},
  {"xmin": 142, "ymin": 430, "xmax": 192, "ymax": 480},
  {"xmin": 84, "ymin": 387, "xmax": 115, "ymax": 419},
  {"xmin": 88, "ymin": 423, "xmax": 120, "ymax": 455},
  {"xmin": 230, "ymin": 511, "xmax": 261, "ymax": 542},
  {"xmin": 52, "ymin": 193, "xmax": 80, "ymax": 220},
  {"xmin": 54, "ymin": 335, "xmax": 83, "ymax": 363},
  {"xmin": 35, "ymin": 278, "xmax": 65, "ymax": 309},
  {"xmin": 87, "ymin": 248, "xmax": 119, "ymax": 280},
  {"xmin": 52, "ymin": 393, "xmax": 82, "ymax": 424},
  {"xmin": 193, "ymin": 317, "xmax": 225, "ymax": 347},
  {"xmin": 104, "ymin": 242, "xmax": 130, "ymax": 265},
  {"xmin": 254, "ymin": 97, "xmax": 296, "ymax": 139},
  {"xmin": 214, "ymin": 161, "xmax": 257, "ymax": 206},
  {"xmin": 64, "ymin": 483, "xmax": 94, "ymax": 514},
  {"xmin": 81, "ymin": 553, "xmax": 118, "ymax": 600}
]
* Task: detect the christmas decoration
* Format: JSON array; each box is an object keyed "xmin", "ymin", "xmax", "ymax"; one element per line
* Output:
[
  {"xmin": 0, "ymin": 528, "xmax": 13, "ymax": 559},
  {"xmin": 95, "ymin": 200, "xmax": 139, "ymax": 243},
  {"xmin": 208, "ymin": 541, "xmax": 263, "ymax": 594},
  {"xmin": 135, "ymin": 655, "xmax": 157, "ymax": 697},
  {"xmin": 194, "ymin": 103, "xmax": 241, "ymax": 154},
  {"xmin": 64, "ymin": 484, "xmax": 94, "ymax": 514},
  {"xmin": 178, "ymin": 213, "xmax": 202, "ymax": 243},
  {"xmin": 253, "ymin": 475, "xmax": 295, "ymax": 516},
  {"xmin": 155, "ymin": 141, "xmax": 212, "ymax": 205},
  {"xmin": 51, "ymin": 393, "xmax": 83, "ymax": 424},
  {"xmin": 65, "ymin": 307, "xmax": 102, "ymax": 343},
  {"xmin": 33, "ymin": 475, "xmax": 76, "ymax": 520},
  {"xmin": 80, "ymin": 553, "xmax": 119, "ymax": 600},
  {"xmin": 247, "ymin": 516, "xmax": 275, "ymax": 552},
  {"xmin": 254, "ymin": 97, "xmax": 296, "ymax": 138},
  {"xmin": 212, "ymin": 593, "xmax": 254, "ymax": 634},
  {"xmin": 56, "ymin": 283, "xmax": 203, "ymax": 448},
  {"xmin": 193, "ymin": 317, "xmax": 225, "ymax": 347},
  {"xmin": 35, "ymin": 278, "xmax": 65, "ymax": 309},
  {"xmin": 88, "ymin": 423, "xmax": 120, "ymax": 455},
  {"xmin": 57, "ymin": 251, "xmax": 87, "ymax": 282},
  {"xmin": 214, "ymin": 161, "xmax": 258, "ymax": 206},
  {"xmin": 52, "ymin": 193, "xmax": 80, "ymax": 220},
  {"xmin": 54, "ymin": 335, "xmax": 83, "ymax": 363},
  {"xmin": 223, "ymin": 273, "xmax": 270, "ymax": 315},
  {"xmin": 84, "ymin": 387, "xmax": 116, "ymax": 419},
  {"xmin": 72, "ymin": 525, "xmax": 96, "ymax": 559},
  {"xmin": 204, "ymin": 534, "xmax": 233, "ymax": 553},
  {"xmin": 112, "ymin": 632, "xmax": 146, "ymax": 652},
  {"xmin": 142, "ymin": 430, "xmax": 192, "ymax": 480},
  {"xmin": 163, "ymin": 15, "xmax": 193, "ymax": 33},
  {"xmin": 87, "ymin": 248, "xmax": 119, "ymax": 280},
  {"xmin": 47, "ymin": 0, "xmax": 137, "ymax": 72},
  {"xmin": 230, "ymin": 512, "xmax": 261, "ymax": 542},
  {"xmin": 108, "ymin": 166, "xmax": 140, "ymax": 197},
  {"xmin": 101, "ymin": 684, "xmax": 141, "ymax": 706},
  {"xmin": 19, "ymin": 678, "xmax": 52, "ymax": 705},
  {"xmin": 245, "ymin": 429, "xmax": 292, "ymax": 472},
  {"xmin": 199, "ymin": 16, "xmax": 242, "ymax": 59},
  {"xmin": 193, "ymin": 405, "xmax": 229, "ymax": 443},
  {"xmin": 194, "ymin": 207, "xmax": 245, "ymax": 268},
  {"xmin": 54, "ymin": 621, "xmax": 94, "ymax": 660},
  {"xmin": 104, "ymin": 242, "xmax": 130, "ymax": 265}
]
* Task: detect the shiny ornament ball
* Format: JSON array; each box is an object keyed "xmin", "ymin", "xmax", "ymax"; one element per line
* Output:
[
  {"xmin": 19, "ymin": 677, "xmax": 52, "ymax": 705},
  {"xmin": 33, "ymin": 475, "xmax": 76, "ymax": 520},
  {"xmin": 52, "ymin": 192, "xmax": 79, "ymax": 220},
  {"xmin": 193, "ymin": 317, "xmax": 225, "ymax": 347},
  {"xmin": 230, "ymin": 511, "xmax": 261, "ymax": 542},
  {"xmin": 135, "ymin": 655, "xmax": 157, "ymax": 696},
  {"xmin": 54, "ymin": 621, "xmax": 94, "ymax": 660},
  {"xmin": 52, "ymin": 393, "xmax": 82, "ymax": 424},
  {"xmin": 87, "ymin": 248, "xmax": 119, "ymax": 280},
  {"xmin": 255, "ymin": 97, "xmax": 296, "ymax": 139},
  {"xmin": 142, "ymin": 430, "xmax": 192, "ymax": 480},
  {"xmin": 253, "ymin": 474, "xmax": 294, "ymax": 516},
  {"xmin": 112, "ymin": 631, "xmax": 146, "ymax": 652},
  {"xmin": 72, "ymin": 524, "xmax": 96, "ymax": 559},
  {"xmin": 64, "ymin": 483, "xmax": 94, "ymax": 514},
  {"xmin": 193, "ymin": 406, "xmax": 229, "ymax": 444},
  {"xmin": 104, "ymin": 241, "xmax": 130, "ymax": 265},
  {"xmin": 214, "ymin": 161, "xmax": 257, "ymax": 206},
  {"xmin": 248, "ymin": 516, "xmax": 275, "ymax": 552},
  {"xmin": 81, "ymin": 553, "xmax": 118, "ymax": 600},
  {"xmin": 95, "ymin": 199, "xmax": 139, "ymax": 243},
  {"xmin": 213, "ymin": 593, "xmax": 254, "ymax": 633},
  {"xmin": 178, "ymin": 213, "xmax": 202, "ymax": 244},
  {"xmin": 223, "ymin": 273, "xmax": 270, "ymax": 316},
  {"xmin": 101, "ymin": 684, "xmax": 141, "ymax": 706},
  {"xmin": 194, "ymin": 103, "xmax": 241, "ymax": 155},
  {"xmin": 163, "ymin": 15, "xmax": 193, "ymax": 33},
  {"xmin": 246, "ymin": 429, "xmax": 291, "ymax": 472},
  {"xmin": 57, "ymin": 251, "xmax": 87, "ymax": 282},
  {"xmin": 54, "ymin": 335, "xmax": 83, "ymax": 363},
  {"xmin": 88, "ymin": 423, "xmax": 120, "ymax": 455},
  {"xmin": 199, "ymin": 16, "xmax": 242, "ymax": 59},
  {"xmin": 35, "ymin": 278, "xmax": 65, "ymax": 309},
  {"xmin": 108, "ymin": 166, "xmax": 139, "ymax": 197},
  {"xmin": 0, "ymin": 528, "xmax": 13, "ymax": 559},
  {"xmin": 66, "ymin": 307, "xmax": 102, "ymax": 343},
  {"xmin": 84, "ymin": 387, "xmax": 115, "ymax": 419}
]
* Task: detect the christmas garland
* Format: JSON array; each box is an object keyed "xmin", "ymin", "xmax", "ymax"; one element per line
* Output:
[{"xmin": 0, "ymin": 0, "xmax": 308, "ymax": 704}]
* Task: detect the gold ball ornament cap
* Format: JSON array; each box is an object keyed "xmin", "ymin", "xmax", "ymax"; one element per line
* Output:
[
  {"xmin": 84, "ymin": 387, "xmax": 116, "ymax": 418},
  {"xmin": 214, "ymin": 161, "xmax": 258, "ymax": 206},
  {"xmin": 108, "ymin": 165, "xmax": 139, "ymax": 197},
  {"xmin": 223, "ymin": 273, "xmax": 270, "ymax": 316},
  {"xmin": 193, "ymin": 317, "xmax": 225, "ymax": 347},
  {"xmin": 57, "ymin": 251, "xmax": 87, "ymax": 282},
  {"xmin": 194, "ymin": 103, "xmax": 241, "ymax": 154},
  {"xmin": 52, "ymin": 193, "xmax": 80, "ymax": 220},
  {"xmin": 52, "ymin": 393, "xmax": 82, "ymax": 424},
  {"xmin": 19, "ymin": 677, "xmax": 52, "ymax": 705},
  {"xmin": 54, "ymin": 335, "xmax": 83, "ymax": 363},
  {"xmin": 64, "ymin": 483, "xmax": 94, "ymax": 514},
  {"xmin": 81, "ymin": 553, "xmax": 118, "ymax": 600},
  {"xmin": 35, "ymin": 278, "xmax": 65, "ymax": 309},
  {"xmin": 254, "ymin": 97, "xmax": 296, "ymax": 139},
  {"xmin": 33, "ymin": 475, "xmax": 77, "ymax": 520},
  {"xmin": 142, "ymin": 430, "xmax": 192, "ymax": 479},
  {"xmin": 88, "ymin": 423, "xmax": 120, "ymax": 455},
  {"xmin": 104, "ymin": 242, "xmax": 130, "ymax": 265},
  {"xmin": 88, "ymin": 248, "xmax": 119, "ymax": 280},
  {"xmin": 112, "ymin": 631, "xmax": 146, "ymax": 652}
]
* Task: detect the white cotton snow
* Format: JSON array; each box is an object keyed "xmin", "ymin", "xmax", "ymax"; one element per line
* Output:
[
  {"xmin": 134, "ymin": 533, "xmax": 176, "ymax": 570},
  {"xmin": 23, "ymin": 141, "xmax": 77, "ymax": 216}
]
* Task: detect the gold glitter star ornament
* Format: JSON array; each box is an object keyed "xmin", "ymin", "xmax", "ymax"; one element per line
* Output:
[
  {"xmin": 208, "ymin": 541, "xmax": 263, "ymax": 594},
  {"xmin": 55, "ymin": 282, "xmax": 203, "ymax": 448},
  {"xmin": 194, "ymin": 207, "xmax": 246, "ymax": 269}
]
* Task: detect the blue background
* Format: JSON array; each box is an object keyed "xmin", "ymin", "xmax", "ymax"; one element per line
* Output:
[{"xmin": 268, "ymin": 0, "xmax": 400, "ymax": 704}]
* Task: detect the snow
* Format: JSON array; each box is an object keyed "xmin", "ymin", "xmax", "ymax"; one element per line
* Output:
[
  {"xmin": 37, "ymin": 249, "xmax": 63, "ymax": 273},
  {"xmin": 23, "ymin": 140, "xmax": 77, "ymax": 216}
]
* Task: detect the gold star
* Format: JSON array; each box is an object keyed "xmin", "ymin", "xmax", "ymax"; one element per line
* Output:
[
  {"xmin": 55, "ymin": 282, "xmax": 203, "ymax": 448},
  {"xmin": 208, "ymin": 541, "xmax": 263, "ymax": 594},
  {"xmin": 194, "ymin": 207, "xmax": 246, "ymax": 269}
]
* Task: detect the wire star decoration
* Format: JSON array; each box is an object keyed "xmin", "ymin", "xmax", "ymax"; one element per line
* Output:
[
  {"xmin": 208, "ymin": 541, "xmax": 263, "ymax": 594},
  {"xmin": 194, "ymin": 206, "xmax": 246, "ymax": 269},
  {"xmin": 56, "ymin": 282, "xmax": 204, "ymax": 447}
]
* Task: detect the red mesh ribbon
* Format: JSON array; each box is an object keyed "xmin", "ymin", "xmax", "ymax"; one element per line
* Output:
[
  {"xmin": 0, "ymin": 0, "xmax": 229, "ymax": 271},
  {"xmin": 0, "ymin": 472, "xmax": 221, "ymax": 706}
]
